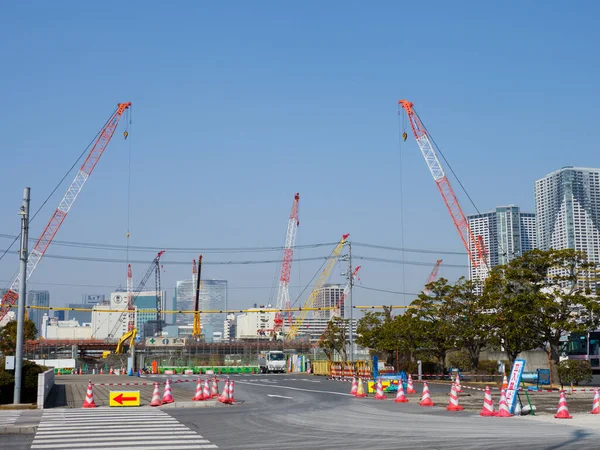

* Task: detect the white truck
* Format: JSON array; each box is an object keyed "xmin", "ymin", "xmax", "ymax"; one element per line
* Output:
[{"xmin": 258, "ymin": 351, "xmax": 286, "ymax": 373}]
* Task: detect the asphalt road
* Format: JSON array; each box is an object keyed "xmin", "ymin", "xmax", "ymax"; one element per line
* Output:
[{"xmin": 156, "ymin": 373, "xmax": 600, "ymax": 450}]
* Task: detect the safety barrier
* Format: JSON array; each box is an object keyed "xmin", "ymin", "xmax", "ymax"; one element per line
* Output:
[
  {"xmin": 158, "ymin": 366, "xmax": 258, "ymax": 375},
  {"xmin": 311, "ymin": 361, "xmax": 330, "ymax": 376},
  {"xmin": 37, "ymin": 369, "xmax": 55, "ymax": 409}
]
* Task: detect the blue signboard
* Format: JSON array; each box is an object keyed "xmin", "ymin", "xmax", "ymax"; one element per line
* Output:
[{"xmin": 505, "ymin": 359, "xmax": 526, "ymax": 414}]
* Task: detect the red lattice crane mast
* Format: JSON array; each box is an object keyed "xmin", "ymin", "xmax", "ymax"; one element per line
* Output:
[
  {"xmin": 423, "ymin": 259, "xmax": 442, "ymax": 295},
  {"xmin": 398, "ymin": 100, "xmax": 486, "ymax": 270},
  {"xmin": 0, "ymin": 102, "xmax": 131, "ymax": 323},
  {"xmin": 274, "ymin": 193, "xmax": 300, "ymax": 332}
]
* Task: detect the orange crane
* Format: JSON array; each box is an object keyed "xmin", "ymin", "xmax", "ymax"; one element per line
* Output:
[
  {"xmin": 0, "ymin": 102, "xmax": 131, "ymax": 323},
  {"xmin": 398, "ymin": 100, "xmax": 487, "ymax": 272}
]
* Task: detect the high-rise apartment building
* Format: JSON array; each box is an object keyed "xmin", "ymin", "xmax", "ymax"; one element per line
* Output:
[
  {"xmin": 535, "ymin": 167, "xmax": 600, "ymax": 265},
  {"xmin": 28, "ymin": 290, "xmax": 50, "ymax": 336},
  {"xmin": 200, "ymin": 280, "xmax": 227, "ymax": 342},
  {"xmin": 467, "ymin": 206, "xmax": 536, "ymax": 281},
  {"xmin": 313, "ymin": 284, "xmax": 344, "ymax": 319}
]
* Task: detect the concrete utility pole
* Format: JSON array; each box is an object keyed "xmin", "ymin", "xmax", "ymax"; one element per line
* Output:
[
  {"xmin": 14, "ymin": 187, "xmax": 30, "ymax": 404},
  {"xmin": 347, "ymin": 241, "xmax": 354, "ymax": 363}
]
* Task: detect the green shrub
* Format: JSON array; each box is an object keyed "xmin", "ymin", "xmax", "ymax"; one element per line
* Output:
[
  {"xmin": 558, "ymin": 360, "xmax": 592, "ymax": 386},
  {"xmin": 447, "ymin": 350, "xmax": 473, "ymax": 372},
  {"xmin": 476, "ymin": 360, "xmax": 500, "ymax": 375}
]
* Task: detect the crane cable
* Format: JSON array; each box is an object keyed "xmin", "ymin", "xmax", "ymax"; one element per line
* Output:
[{"xmin": 397, "ymin": 106, "xmax": 407, "ymax": 305}]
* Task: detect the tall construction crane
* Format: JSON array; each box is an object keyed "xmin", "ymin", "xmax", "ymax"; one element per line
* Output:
[
  {"xmin": 193, "ymin": 255, "xmax": 203, "ymax": 337},
  {"xmin": 274, "ymin": 193, "xmax": 300, "ymax": 333},
  {"xmin": 0, "ymin": 102, "xmax": 132, "ymax": 323},
  {"xmin": 398, "ymin": 100, "xmax": 487, "ymax": 273},
  {"xmin": 109, "ymin": 251, "xmax": 165, "ymax": 341},
  {"xmin": 286, "ymin": 234, "xmax": 349, "ymax": 340},
  {"xmin": 313, "ymin": 265, "xmax": 360, "ymax": 348},
  {"xmin": 423, "ymin": 259, "xmax": 443, "ymax": 295}
]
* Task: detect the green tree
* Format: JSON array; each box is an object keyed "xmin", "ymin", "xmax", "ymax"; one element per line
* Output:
[
  {"xmin": 319, "ymin": 317, "xmax": 348, "ymax": 361},
  {"xmin": 446, "ymin": 277, "xmax": 493, "ymax": 369},
  {"xmin": 410, "ymin": 278, "xmax": 457, "ymax": 372},
  {"xmin": 0, "ymin": 318, "xmax": 37, "ymax": 355},
  {"xmin": 557, "ymin": 359, "xmax": 593, "ymax": 389}
]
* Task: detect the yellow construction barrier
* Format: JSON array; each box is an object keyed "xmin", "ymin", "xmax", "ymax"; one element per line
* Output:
[{"xmin": 311, "ymin": 360, "xmax": 330, "ymax": 376}]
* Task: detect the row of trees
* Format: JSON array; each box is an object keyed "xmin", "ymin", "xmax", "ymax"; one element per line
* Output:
[{"xmin": 320, "ymin": 249, "xmax": 599, "ymax": 381}]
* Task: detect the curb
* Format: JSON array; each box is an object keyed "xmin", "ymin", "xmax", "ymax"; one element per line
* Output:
[
  {"xmin": 159, "ymin": 401, "xmax": 220, "ymax": 409},
  {"xmin": 0, "ymin": 425, "xmax": 37, "ymax": 434}
]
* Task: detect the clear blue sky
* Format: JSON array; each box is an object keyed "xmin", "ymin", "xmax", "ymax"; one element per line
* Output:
[{"xmin": 0, "ymin": 1, "xmax": 598, "ymax": 312}]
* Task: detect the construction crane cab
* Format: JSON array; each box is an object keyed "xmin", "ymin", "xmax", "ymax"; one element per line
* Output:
[{"xmin": 115, "ymin": 328, "xmax": 137, "ymax": 354}]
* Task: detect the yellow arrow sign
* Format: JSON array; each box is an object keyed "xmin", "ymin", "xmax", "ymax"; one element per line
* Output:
[{"xmin": 109, "ymin": 391, "xmax": 141, "ymax": 407}]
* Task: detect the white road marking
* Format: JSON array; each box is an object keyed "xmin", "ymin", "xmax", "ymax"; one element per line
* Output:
[{"xmin": 267, "ymin": 394, "xmax": 294, "ymax": 399}]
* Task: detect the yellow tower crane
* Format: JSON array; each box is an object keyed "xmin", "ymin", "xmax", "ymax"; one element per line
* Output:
[{"xmin": 285, "ymin": 234, "xmax": 349, "ymax": 340}]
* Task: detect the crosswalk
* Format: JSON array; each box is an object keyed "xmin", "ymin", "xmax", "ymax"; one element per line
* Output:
[
  {"xmin": 0, "ymin": 411, "xmax": 21, "ymax": 426},
  {"xmin": 31, "ymin": 408, "xmax": 218, "ymax": 449}
]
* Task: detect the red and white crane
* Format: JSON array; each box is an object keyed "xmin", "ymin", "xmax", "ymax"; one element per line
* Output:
[
  {"xmin": 0, "ymin": 102, "xmax": 131, "ymax": 323},
  {"xmin": 398, "ymin": 100, "xmax": 487, "ymax": 273},
  {"xmin": 274, "ymin": 193, "xmax": 300, "ymax": 333},
  {"xmin": 423, "ymin": 259, "xmax": 442, "ymax": 295}
]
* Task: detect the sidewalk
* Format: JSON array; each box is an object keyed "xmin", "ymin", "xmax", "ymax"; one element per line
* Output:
[{"xmin": 0, "ymin": 410, "xmax": 41, "ymax": 434}]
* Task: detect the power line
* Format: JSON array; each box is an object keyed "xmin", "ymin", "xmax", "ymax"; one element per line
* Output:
[
  {"xmin": 355, "ymin": 255, "xmax": 468, "ymax": 268},
  {"xmin": 355, "ymin": 285, "xmax": 420, "ymax": 296}
]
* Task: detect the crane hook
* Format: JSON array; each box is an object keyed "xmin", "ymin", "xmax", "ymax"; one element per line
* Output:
[
  {"xmin": 123, "ymin": 131, "xmax": 129, "ymax": 140},
  {"xmin": 402, "ymin": 132, "xmax": 408, "ymax": 142}
]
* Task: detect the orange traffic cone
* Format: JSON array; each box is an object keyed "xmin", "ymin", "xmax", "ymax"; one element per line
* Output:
[
  {"xmin": 591, "ymin": 388, "xmax": 600, "ymax": 414},
  {"xmin": 203, "ymin": 379, "xmax": 211, "ymax": 399},
  {"xmin": 228, "ymin": 379, "xmax": 235, "ymax": 403},
  {"xmin": 82, "ymin": 380, "xmax": 96, "ymax": 408},
  {"xmin": 150, "ymin": 382, "xmax": 162, "ymax": 407},
  {"xmin": 454, "ymin": 373, "xmax": 462, "ymax": 393},
  {"xmin": 219, "ymin": 380, "xmax": 230, "ymax": 403},
  {"xmin": 446, "ymin": 383, "xmax": 463, "ymax": 411},
  {"xmin": 211, "ymin": 377, "xmax": 219, "ymax": 398},
  {"xmin": 554, "ymin": 391, "xmax": 573, "ymax": 419},
  {"xmin": 394, "ymin": 381, "xmax": 409, "ymax": 403},
  {"xmin": 162, "ymin": 379, "xmax": 174, "ymax": 404},
  {"xmin": 502, "ymin": 373, "xmax": 508, "ymax": 390},
  {"xmin": 496, "ymin": 388, "xmax": 513, "ymax": 417},
  {"xmin": 350, "ymin": 377, "xmax": 358, "ymax": 395},
  {"xmin": 419, "ymin": 382, "xmax": 434, "ymax": 406},
  {"xmin": 406, "ymin": 374, "xmax": 417, "ymax": 394},
  {"xmin": 374, "ymin": 379, "xmax": 387, "ymax": 400},
  {"xmin": 355, "ymin": 377, "xmax": 367, "ymax": 398},
  {"xmin": 192, "ymin": 377, "xmax": 204, "ymax": 401},
  {"xmin": 479, "ymin": 386, "xmax": 496, "ymax": 417},
  {"xmin": 100, "ymin": 368, "xmax": 103, "ymax": 375}
]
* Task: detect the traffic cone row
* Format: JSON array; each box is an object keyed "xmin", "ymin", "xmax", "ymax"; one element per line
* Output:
[
  {"xmin": 446, "ymin": 383, "xmax": 463, "ymax": 411},
  {"xmin": 419, "ymin": 382, "xmax": 434, "ymax": 407},
  {"xmin": 479, "ymin": 386, "xmax": 496, "ymax": 416},
  {"xmin": 82, "ymin": 380, "xmax": 96, "ymax": 408}
]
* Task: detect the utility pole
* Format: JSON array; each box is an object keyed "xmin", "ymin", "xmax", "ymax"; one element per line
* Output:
[
  {"xmin": 347, "ymin": 241, "xmax": 354, "ymax": 363},
  {"xmin": 14, "ymin": 187, "xmax": 30, "ymax": 404}
]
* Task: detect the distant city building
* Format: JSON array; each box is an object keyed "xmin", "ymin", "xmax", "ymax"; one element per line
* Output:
[
  {"xmin": 91, "ymin": 292, "xmax": 130, "ymax": 340},
  {"xmin": 134, "ymin": 291, "xmax": 167, "ymax": 338},
  {"xmin": 28, "ymin": 290, "xmax": 50, "ymax": 336},
  {"xmin": 41, "ymin": 315, "xmax": 92, "ymax": 340},
  {"xmin": 66, "ymin": 303, "xmax": 92, "ymax": 326},
  {"xmin": 236, "ymin": 309, "xmax": 275, "ymax": 339},
  {"xmin": 175, "ymin": 280, "xmax": 194, "ymax": 326},
  {"xmin": 535, "ymin": 167, "xmax": 600, "ymax": 263},
  {"xmin": 199, "ymin": 280, "xmax": 227, "ymax": 342},
  {"xmin": 313, "ymin": 284, "xmax": 344, "ymax": 319},
  {"xmin": 82, "ymin": 294, "xmax": 105, "ymax": 305},
  {"xmin": 53, "ymin": 310, "xmax": 65, "ymax": 321},
  {"xmin": 467, "ymin": 206, "xmax": 536, "ymax": 281},
  {"xmin": 223, "ymin": 314, "xmax": 236, "ymax": 341}
]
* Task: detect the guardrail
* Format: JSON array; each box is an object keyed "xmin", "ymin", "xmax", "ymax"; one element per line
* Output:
[{"xmin": 37, "ymin": 368, "xmax": 55, "ymax": 409}]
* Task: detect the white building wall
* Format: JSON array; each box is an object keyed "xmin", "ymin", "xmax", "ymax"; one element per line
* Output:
[{"xmin": 236, "ymin": 310, "xmax": 275, "ymax": 338}]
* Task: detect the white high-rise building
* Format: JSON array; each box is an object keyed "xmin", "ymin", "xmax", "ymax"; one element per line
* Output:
[
  {"xmin": 535, "ymin": 167, "xmax": 600, "ymax": 264},
  {"xmin": 175, "ymin": 280, "xmax": 194, "ymax": 326},
  {"xmin": 467, "ymin": 206, "xmax": 536, "ymax": 281},
  {"xmin": 313, "ymin": 284, "xmax": 344, "ymax": 319}
]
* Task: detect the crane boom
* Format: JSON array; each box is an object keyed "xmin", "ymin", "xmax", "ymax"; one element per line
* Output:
[
  {"xmin": 423, "ymin": 259, "xmax": 442, "ymax": 295},
  {"xmin": 193, "ymin": 255, "xmax": 203, "ymax": 336},
  {"xmin": 0, "ymin": 102, "xmax": 131, "ymax": 323},
  {"xmin": 126, "ymin": 264, "xmax": 134, "ymax": 331},
  {"xmin": 274, "ymin": 193, "xmax": 300, "ymax": 331},
  {"xmin": 398, "ymin": 100, "xmax": 486, "ymax": 269},
  {"xmin": 286, "ymin": 234, "xmax": 349, "ymax": 340}
]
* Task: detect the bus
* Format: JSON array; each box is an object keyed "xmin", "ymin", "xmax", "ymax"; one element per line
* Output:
[{"xmin": 561, "ymin": 331, "xmax": 600, "ymax": 374}]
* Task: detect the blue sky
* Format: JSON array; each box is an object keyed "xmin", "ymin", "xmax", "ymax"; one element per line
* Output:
[{"xmin": 0, "ymin": 1, "xmax": 598, "ymax": 313}]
